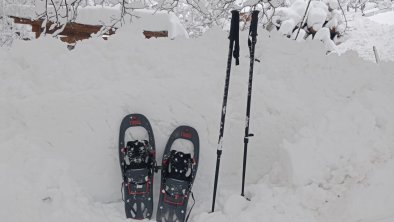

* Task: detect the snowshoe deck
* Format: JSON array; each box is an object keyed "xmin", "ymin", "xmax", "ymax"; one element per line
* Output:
[
  {"xmin": 157, "ymin": 126, "xmax": 199, "ymax": 222},
  {"xmin": 119, "ymin": 114, "xmax": 155, "ymax": 219}
]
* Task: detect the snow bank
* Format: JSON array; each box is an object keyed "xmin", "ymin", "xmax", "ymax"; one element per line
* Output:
[{"xmin": 1, "ymin": 23, "xmax": 394, "ymax": 222}]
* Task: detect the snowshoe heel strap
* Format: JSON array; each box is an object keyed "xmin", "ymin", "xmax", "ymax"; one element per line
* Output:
[
  {"xmin": 125, "ymin": 168, "xmax": 151, "ymax": 195},
  {"xmin": 163, "ymin": 178, "xmax": 189, "ymax": 205}
]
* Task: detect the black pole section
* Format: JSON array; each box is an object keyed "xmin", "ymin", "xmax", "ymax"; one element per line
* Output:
[
  {"xmin": 295, "ymin": 0, "xmax": 312, "ymax": 40},
  {"xmin": 241, "ymin": 10, "xmax": 259, "ymax": 197},
  {"xmin": 211, "ymin": 10, "xmax": 240, "ymax": 213}
]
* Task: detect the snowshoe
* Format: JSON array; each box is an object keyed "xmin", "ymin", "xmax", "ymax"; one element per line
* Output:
[
  {"xmin": 157, "ymin": 126, "xmax": 199, "ymax": 222},
  {"xmin": 119, "ymin": 114, "xmax": 156, "ymax": 219}
]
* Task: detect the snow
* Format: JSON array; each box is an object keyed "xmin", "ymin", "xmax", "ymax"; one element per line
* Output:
[
  {"xmin": 125, "ymin": 126, "xmax": 149, "ymax": 141},
  {"xmin": 336, "ymin": 13, "xmax": 394, "ymax": 62},
  {"xmin": 290, "ymin": 0, "xmax": 307, "ymax": 18},
  {"xmin": 314, "ymin": 27, "xmax": 330, "ymax": 41},
  {"xmin": 307, "ymin": 1, "xmax": 328, "ymax": 30},
  {"xmin": 274, "ymin": 7, "xmax": 303, "ymax": 27},
  {"xmin": 368, "ymin": 11, "xmax": 394, "ymax": 25},
  {"xmin": 272, "ymin": 0, "xmax": 346, "ymax": 52},
  {"xmin": 1, "ymin": 20, "xmax": 394, "ymax": 222},
  {"xmin": 75, "ymin": 7, "xmax": 189, "ymax": 39},
  {"xmin": 325, "ymin": 0, "xmax": 339, "ymax": 10},
  {"xmin": 170, "ymin": 139, "xmax": 194, "ymax": 155},
  {"xmin": 279, "ymin": 19, "xmax": 296, "ymax": 36}
]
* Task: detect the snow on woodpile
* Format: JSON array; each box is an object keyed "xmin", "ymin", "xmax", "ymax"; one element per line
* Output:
[
  {"xmin": 76, "ymin": 7, "xmax": 189, "ymax": 39},
  {"xmin": 3, "ymin": 5, "xmax": 188, "ymax": 40},
  {"xmin": 1, "ymin": 23, "xmax": 394, "ymax": 222}
]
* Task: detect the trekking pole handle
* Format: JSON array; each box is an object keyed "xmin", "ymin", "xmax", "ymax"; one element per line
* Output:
[{"xmin": 250, "ymin": 11, "xmax": 259, "ymax": 39}]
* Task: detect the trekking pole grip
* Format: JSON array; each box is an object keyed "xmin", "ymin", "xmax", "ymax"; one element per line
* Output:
[
  {"xmin": 250, "ymin": 11, "xmax": 259, "ymax": 39},
  {"xmin": 230, "ymin": 10, "xmax": 240, "ymax": 65}
]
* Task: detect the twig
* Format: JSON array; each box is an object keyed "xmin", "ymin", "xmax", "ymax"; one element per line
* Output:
[
  {"xmin": 373, "ymin": 46, "xmax": 380, "ymax": 64},
  {"xmin": 337, "ymin": 0, "xmax": 348, "ymax": 35}
]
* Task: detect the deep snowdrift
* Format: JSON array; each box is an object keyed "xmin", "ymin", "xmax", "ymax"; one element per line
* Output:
[{"xmin": 1, "ymin": 22, "xmax": 394, "ymax": 222}]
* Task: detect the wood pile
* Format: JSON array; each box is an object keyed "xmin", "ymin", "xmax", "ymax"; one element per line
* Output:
[{"xmin": 10, "ymin": 16, "xmax": 169, "ymax": 44}]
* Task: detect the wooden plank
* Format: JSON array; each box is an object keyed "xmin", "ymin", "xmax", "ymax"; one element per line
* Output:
[
  {"xmin": 60, "ymin": 34, "xmax": 92, "ymax": 44},
  {"xmin": 143, "ymin": 30, "xmax": 168, "ymax": 39},
  {"xmin": 31, "ymin": 24, "xmax": 41, "ymax": 38}
]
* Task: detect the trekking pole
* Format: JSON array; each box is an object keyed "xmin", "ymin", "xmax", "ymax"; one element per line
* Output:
[
  {"xmin": 211, "ymin": 10, "xmax": 240, "ymax": 213},
  {"xmin": 241, "ymin": 10, "xmax": 259, "ymax": 198}
]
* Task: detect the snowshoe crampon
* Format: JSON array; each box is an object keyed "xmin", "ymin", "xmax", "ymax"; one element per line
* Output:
[
  {"xmin": 157, "ymin": 126, "xmax": 199, "ymax": 222},
  {"xmin": 119, "ymin": 114, "xmax": 155, "ymax": 219}
]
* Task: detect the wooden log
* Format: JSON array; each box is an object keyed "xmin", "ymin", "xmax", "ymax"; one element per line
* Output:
[
  {"xmin": 31, "ymin": 24, "xmax": 41, "ymax": 38},
  {"xmin": 143, "ymin": 30, "xmax": 168, "ymax": 39},
  {"xmin": 59, "ymin": 34, "xmax": 91, "ymax": 44}
]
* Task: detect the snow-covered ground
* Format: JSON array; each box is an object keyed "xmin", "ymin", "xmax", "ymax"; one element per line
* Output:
[
  {"xmin": 368, "ymin": 11, "xmax": 394, "ymax": 25},
  {"xmin": 1, "ymin": 17, "xmax": 394, "ymax": 222},
  {"xmin": 336, "ymin": 11, "xmax": 394, "ymax": 62}
]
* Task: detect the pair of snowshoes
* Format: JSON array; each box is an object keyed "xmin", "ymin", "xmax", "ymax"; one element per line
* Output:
[{"xmin": 119, "ymin": 114, "xmax": 199, "ymax": 222}]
